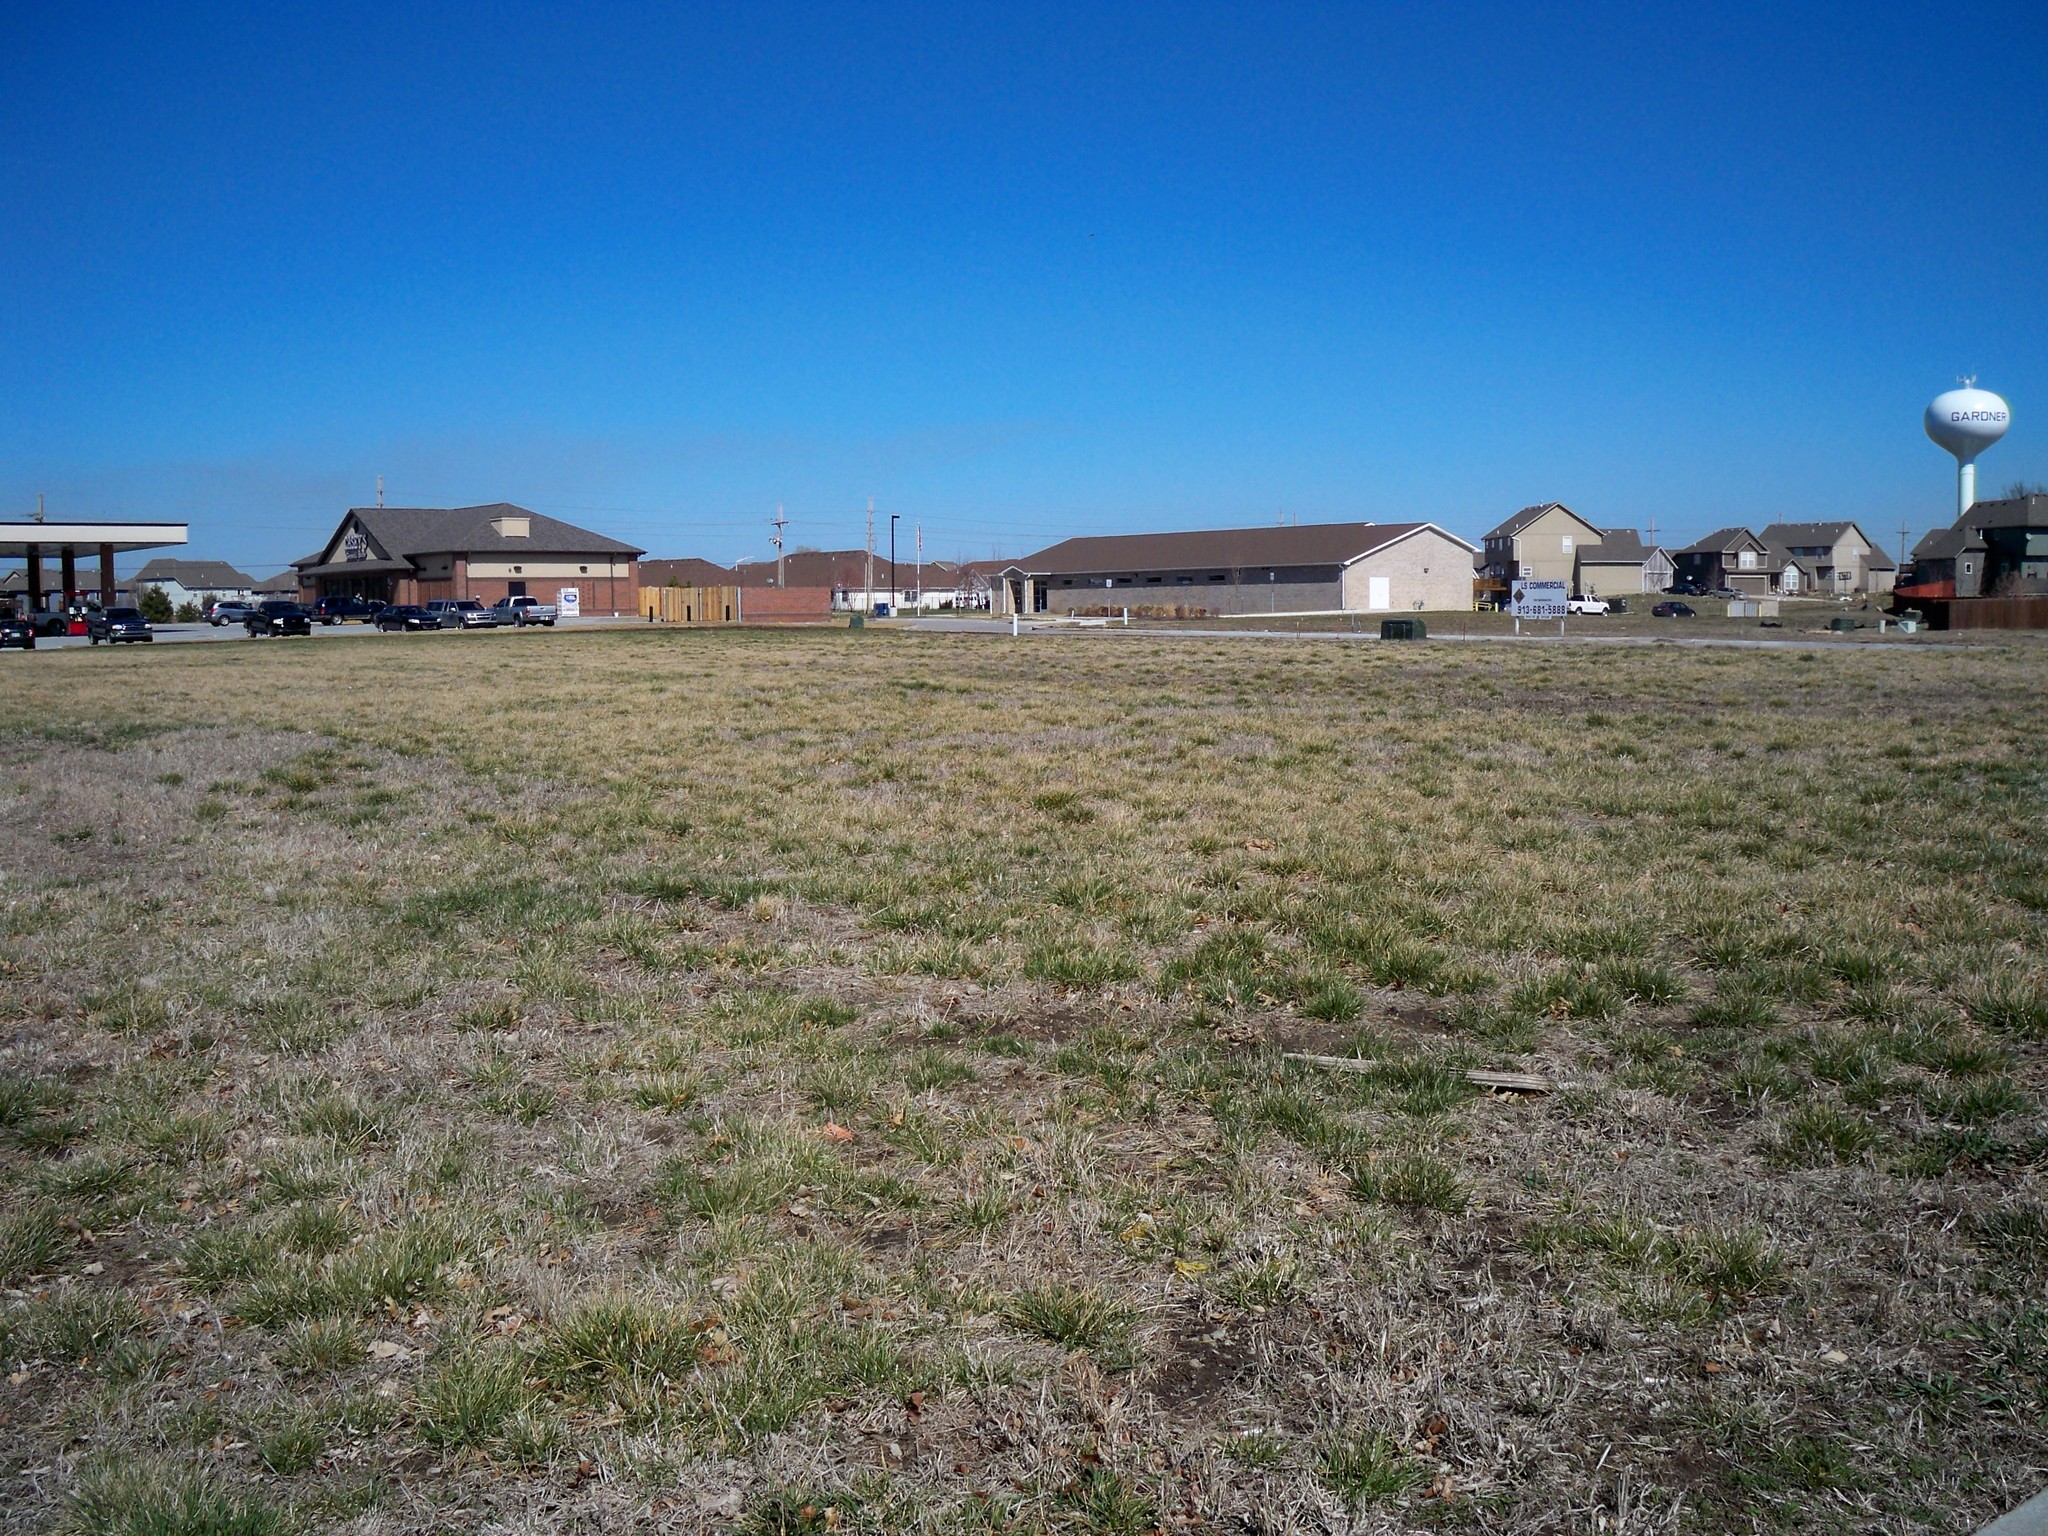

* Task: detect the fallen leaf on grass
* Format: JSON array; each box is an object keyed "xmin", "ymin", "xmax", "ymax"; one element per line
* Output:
[{"xmin": 817, "ymin": 1122, "xmax": 856, "ymax": 1143}]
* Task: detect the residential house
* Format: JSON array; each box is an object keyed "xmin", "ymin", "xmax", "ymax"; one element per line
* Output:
[
  {"xmin": 1905, "ymin": 524, "xmax": 1991, "ymax": 598},
  {"xmin": 1576, "ymin": 529, "xmax": 1674, "ymax": 597},
  {"xmin": 130, "ymin": 558, "xmax": 256, "ymax": 608},
  {"xmin": 730, "ymin": 549, "xmax": 968, "ymax": 611},
  {"xmin": 1755, "ymin": 522, "xmax": 1896, "ymax": 596},
  {"xmin": 1476, "ymin": 503, "xmax": 1608, "ymax": 598},
  {"xmin": 1672, "ymin": 528, "xmax": 1775, "ymax": 595},
  {"xmin": 1904, "ymin": 493, "xmax": 2048, "ymax": 598}
]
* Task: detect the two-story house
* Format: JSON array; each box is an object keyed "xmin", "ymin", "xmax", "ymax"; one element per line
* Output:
[
  {"xmin": 1672, "ymin": 528, "xmax": 1776, "ymax": 595},
  {"xmin": 1756, "ymin": 522, "xmax": 1896, "ymax": 596},
  {"xmin": 1477, "ymin": 504, "xmax": 1607, "ymax": 599}
]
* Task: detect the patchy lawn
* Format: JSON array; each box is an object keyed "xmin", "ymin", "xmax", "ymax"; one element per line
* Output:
[{"xmin": 1, "ymin": 626, "xmax": 2044, "ymax": 1534}]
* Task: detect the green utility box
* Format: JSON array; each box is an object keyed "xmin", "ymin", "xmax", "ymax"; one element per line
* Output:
[
  {"xmin": 1827, "ymin": 616, "xmax": 1859, "ymax": 633},
  {"xmin": 847, "ymin": 615, "xmax": 865, "ymax": 630},
  {"xmin": 1380, "ymin": 618, "xmax": 1427, "ymax": 641}
]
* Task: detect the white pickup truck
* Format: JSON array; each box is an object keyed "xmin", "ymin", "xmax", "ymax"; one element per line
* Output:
[
  {"xmin": 1566, "ymin": 596, "xmax": 1611, "ymax": 616},
  {"xmin": 491, "ymin": 595, "xmax": 557, "ymax": 627}
]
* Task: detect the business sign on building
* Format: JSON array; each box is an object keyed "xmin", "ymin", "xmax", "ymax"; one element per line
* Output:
[
  {"xmin": 1509, "ymin": 579, "xmax": 1567, "ymax": 619},
  {"xmin": 342, "ymin": 530, "xmax": 370, "ymax": 562}
]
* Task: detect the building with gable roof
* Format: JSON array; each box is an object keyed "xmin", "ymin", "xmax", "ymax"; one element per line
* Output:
[
  {"xmin": 1672, "ymin": 527, "xmax": 1776, "ymax": 595},
  {"xmin": 292, "ymin": 503, "xmax": 643, "ymax": 614},
  {"xmin": 130, "ymin": 558, "xmax": 257, "ymax": 608},
  {"xmin": 995, "ymin": 521, "xmax": 1478, "ymax": 616},
  {"xmin": 1574, "ymin": 528, "xmax": 1674, "ymax": 597},
  {"xmin": 1476, "ymin": 503, "xmax": 1608, "ymax": 596},
  {"xmin": 1755, "ymin": 521, "xmax": 1895, "ymax": 596}
]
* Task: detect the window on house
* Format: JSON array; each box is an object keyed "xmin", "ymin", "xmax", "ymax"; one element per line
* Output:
[
  {"xmin": 1964, "ymin": 561, "xmax": 1975, "ymax": 574},
  {"xmin": 1561, "ymin": 536, "xmax": 1574, "ymax": 554},
  {"xmin": 1739, "ymin": 550, "xmax": 1758, "ymax": 570}
]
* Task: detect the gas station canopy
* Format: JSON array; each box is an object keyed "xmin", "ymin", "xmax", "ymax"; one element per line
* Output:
[{"xmin": 0, "ymin": 521, "xmax": 190, "ymax": 559}]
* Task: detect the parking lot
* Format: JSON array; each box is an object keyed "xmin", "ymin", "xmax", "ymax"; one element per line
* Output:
[{"xmin": 12, "ymin": 615, "xmax": 639, "ymax": 650}]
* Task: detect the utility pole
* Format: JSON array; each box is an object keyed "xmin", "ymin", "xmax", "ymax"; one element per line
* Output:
[
  {"xmin": 772, "ymin": 503, "xmax": 788, "ymax": 588},
  {"xmin": 889, "ymin": 514, "xmax": 900, "ymax": 614},
  {"xmin": 864, "ymin": 499, "xmax": 875, "ymax": 614},
  {"xmin": 376, "ymin": 474, "xmax": 383, "ymax": 508},
  {"xmin": 914, "ymin": 523, "xmax": 923, "ymax": 613},
  {"xmin": 1899, "ymin": 520, "xmax": 1910, "ymax": 569}
]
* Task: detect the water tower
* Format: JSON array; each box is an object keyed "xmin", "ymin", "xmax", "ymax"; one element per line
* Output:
[{"xmin": 1925, "ymin": 379, "xmax": 2010, "ymax": 517}]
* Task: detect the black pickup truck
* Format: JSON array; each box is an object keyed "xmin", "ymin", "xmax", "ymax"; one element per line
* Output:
[{"xmin": 246, "ymin": 600, "xmax": 313, "ymax": 637}]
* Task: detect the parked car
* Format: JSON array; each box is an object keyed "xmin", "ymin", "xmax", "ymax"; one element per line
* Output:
[
  {"xmin": 208, "ymin": 601, "xmax": 257, "ymax": 626},
  {"xmin": 86, "ymin": 606, "xmax": 153, "ymax": 645},
  {"xmin": 1651, "ymin": 600, "xmax": 1696, "ymax": 618},
  {"xmin": 246, "ymin": 600, "xmax": 313, "ymax": 637},
  {"xmin": 1667, "ymin": 581, "xmax": 1708, "ymax": 597},
  {"xmin": 0, "ymin": 614, "xmax": 35, "ymax": 650},
  {"xmin": 375, "ymin": 605, "xmax": 439, "ymax": 632},
  {"xmin": 1565, "ymin": 596, "xmax": 1610, "ymax": 616},
  {"xmin": 427, "ymin": 599, "xmax": 497, "ymax": 630},
  {"xmin": 490, "ymin": 594, "xmax": 556, "ymax": 627},
  {"xmin": 311, "ymin": 596, "xmax": 382, "ymax": 625}
]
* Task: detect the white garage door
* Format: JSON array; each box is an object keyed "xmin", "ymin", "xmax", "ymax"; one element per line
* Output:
[{"xmin": 1368, "ymin": 576, "xmax": 1391, "ymax": 611}]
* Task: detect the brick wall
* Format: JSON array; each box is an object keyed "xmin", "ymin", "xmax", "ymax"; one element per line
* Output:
[{"xmin": 736, "ymin": 585, "xmax": 835, "ymax": 622}]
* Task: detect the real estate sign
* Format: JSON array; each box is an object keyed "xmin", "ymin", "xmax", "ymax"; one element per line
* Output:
[{"xmin": 1509, "ymin": 579, "xmax": 1567, "ymax": 620}]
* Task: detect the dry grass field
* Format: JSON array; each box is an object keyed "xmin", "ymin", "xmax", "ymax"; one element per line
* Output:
[{"xmin": 1, "ymin": 627, "xmax": 2045, "ymax": 1535}]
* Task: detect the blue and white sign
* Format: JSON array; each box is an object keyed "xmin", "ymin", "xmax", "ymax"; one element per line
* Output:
[
  {"xmin": 557, "ymin": 586, "xmax": 580, "ymax": 619},
  {"xmin": 1510, "ymin": 579, "xmax": 1568, "ymax": 620}
]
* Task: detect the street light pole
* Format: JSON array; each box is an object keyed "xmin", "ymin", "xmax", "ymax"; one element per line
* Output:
[{"xmin": 889, "ymin": 514, "xmax": 899, "ymax": 613}]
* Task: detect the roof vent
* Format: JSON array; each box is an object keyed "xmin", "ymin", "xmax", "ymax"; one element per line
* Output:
[{"xmin": 491, "ymin": 516, "xmax": 531, "ymax": 539}]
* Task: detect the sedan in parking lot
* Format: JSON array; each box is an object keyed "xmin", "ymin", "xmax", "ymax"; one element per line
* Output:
[
  {"xmin": 0, "ymin": 614, "xmax": 35, "ymax": 650},
  {"xmin": 1651, "ymin": 601, "xmax": 1696, "ymax": 618},
  {"xmin": 375, "ymin": 605, "xmax": 439, "ymax": 632}
]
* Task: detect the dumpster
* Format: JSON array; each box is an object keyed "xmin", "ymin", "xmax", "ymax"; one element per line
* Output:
[{"xmin": 1380, "ymin": 617, "xmax": 1427, "ymax": 641}]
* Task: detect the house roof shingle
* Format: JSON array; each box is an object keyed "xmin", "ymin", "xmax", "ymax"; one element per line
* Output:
[
  {"xmin": 132, "ymin": 558, "xmax": 257, "ymax": 589},
  {"xmin": 1580, "ymin": 529, "xmax": 1661, "ymax": 563},
  {"xmin": 1674, "ymin": 526, "xmax": 1764, "ymax": 555},
  {"xmin": 1481, "ymin": 503, "xmax": 1604, "ymax": 542},
  {"xmin": 1009, "ymin": 521, "xmax": 1474, "ymax": 577},
  {"xmin": 639, "ymin": 557, "xmax": 738, "ymax": 587},
  {"xmin": 294, "ymin": 504, "xmax": 643, "ymax": 571}
]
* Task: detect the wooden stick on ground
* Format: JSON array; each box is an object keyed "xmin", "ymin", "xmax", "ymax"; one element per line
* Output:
[{"xmin": 1281, "ymin": 1051, "xmax": 1554, "ymax": 1095}]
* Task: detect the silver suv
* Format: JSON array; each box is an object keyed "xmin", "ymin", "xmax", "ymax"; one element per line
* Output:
[{"xmin": 427, "ymin": 599, "xmax": 497, "ymax": 630}]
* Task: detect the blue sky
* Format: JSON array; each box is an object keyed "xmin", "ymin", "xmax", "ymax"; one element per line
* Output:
[{"xmin": 3, "ymin": 3, "xmax": 2043, "ymax": 572}]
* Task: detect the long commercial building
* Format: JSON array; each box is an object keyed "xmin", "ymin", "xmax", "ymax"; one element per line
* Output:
[{"xmin": 995, "ymin": 521, "xmax": 1478, "ymax": 616}]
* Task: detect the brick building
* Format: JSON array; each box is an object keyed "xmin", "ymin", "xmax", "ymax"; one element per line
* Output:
[{"xmin": 293, "ymin": 504, "xmax": 642, "ymax": 614}]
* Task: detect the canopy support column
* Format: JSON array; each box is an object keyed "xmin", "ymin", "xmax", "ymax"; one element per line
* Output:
[
  {"xmin": 99, "ymin": 544, "xmax": 115, "ymax": 609},
  {"xmin": 24, "ymin": 545, "xmax": 41, "ymax": 613}
]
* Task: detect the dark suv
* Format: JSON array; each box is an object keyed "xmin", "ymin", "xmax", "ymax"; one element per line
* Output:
[
  {"xmin": 86, "ymin": 607, "xmax": 154, "ymax": 645},
  {"xmin": 246, "ymin": 600, "xmax": 313, "ymax": 637}
]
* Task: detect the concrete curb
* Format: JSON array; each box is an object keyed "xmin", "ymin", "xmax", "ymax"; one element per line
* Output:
[{"xmin": 1981, "ymin": 1487, "xmax": 2048, "ymax": 1536}]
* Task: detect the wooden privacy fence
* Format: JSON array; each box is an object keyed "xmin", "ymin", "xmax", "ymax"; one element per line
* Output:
[{"xmin": 641, "ymin": 584, "xmax": 742, "ymax": 624}]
